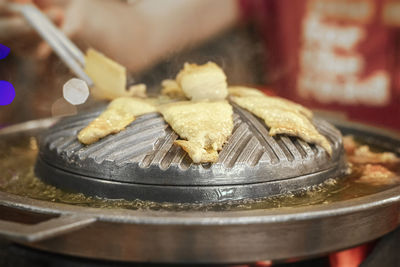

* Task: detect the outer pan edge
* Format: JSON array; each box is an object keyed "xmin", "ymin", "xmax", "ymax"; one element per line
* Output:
[{"xmin": 35, "ymin": 155, "xmax": 347, "ymax": 203}]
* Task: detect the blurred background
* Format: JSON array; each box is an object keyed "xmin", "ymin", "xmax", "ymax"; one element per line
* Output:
[
  {"xmin": 0, "ymin": 0, "xmax": 265, "ymax": 126},
  {"xmin": 0, "ymin": 26, "xmax": 265, "ymax": 125},
  {"xmin": 1, "ymin": 0, "xmax": 400, "ymax": 130}
]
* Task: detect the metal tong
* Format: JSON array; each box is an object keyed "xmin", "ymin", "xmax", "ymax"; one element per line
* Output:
[{"xmin": 11, "ymin": 3, "xmax": 94, "ymax": 87}]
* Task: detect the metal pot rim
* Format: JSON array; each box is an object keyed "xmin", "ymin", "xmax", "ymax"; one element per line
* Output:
[
  {"xmin": 0, "ymin": 184, "xmax": 399, "ymax": 225},
  {"xmin": 0, "ymin": 117, "xmax": 399, "ymax": 226},
  {"xmin": 1, "ymin": 117, "xmax": 400, "ymax": 263}
]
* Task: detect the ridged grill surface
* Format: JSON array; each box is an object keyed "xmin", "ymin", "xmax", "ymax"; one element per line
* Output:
[{"xmin": 38, "ymin": 105, "xmax": 344, "ymax": 186}]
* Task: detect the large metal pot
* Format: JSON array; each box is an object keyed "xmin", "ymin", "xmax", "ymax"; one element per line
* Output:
[{"xmin": 0, "ymin": 118, "xmax": 399, "ymax": 264}]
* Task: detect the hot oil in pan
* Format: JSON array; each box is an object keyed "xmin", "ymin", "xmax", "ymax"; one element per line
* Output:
[{"xmin": 0, "ymin": 134, "xmax": 398, "ymax": 212}]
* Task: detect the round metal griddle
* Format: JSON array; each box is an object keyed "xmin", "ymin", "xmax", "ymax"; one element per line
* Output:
[
  {"xmin": 0, "ymin": 118, "xmax": 399, "ymax": 264},
  {"xmin": 35, "ymin": 106, "xmax": 346, "ymax": 203}
]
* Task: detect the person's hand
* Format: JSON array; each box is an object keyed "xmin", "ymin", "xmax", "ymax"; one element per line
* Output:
[{"xmin": 0, "ymin": 0, "xmax": 65, "ymax": 58}]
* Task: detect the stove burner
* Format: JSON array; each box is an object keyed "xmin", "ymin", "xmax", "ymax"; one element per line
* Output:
[{"xmin": 35, "ymin": 106, "xmax": 346, "ymax": 203}]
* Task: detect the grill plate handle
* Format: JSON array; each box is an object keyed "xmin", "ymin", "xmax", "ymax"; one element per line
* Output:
[{"xmin": 0, "ymin": 214, "xmax": 96, "ymax": 243}]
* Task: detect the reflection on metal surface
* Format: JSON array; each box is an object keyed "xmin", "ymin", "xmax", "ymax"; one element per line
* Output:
[{"xmin": 0, "ymin": 214, "xmax": 96, "ymax": 243}]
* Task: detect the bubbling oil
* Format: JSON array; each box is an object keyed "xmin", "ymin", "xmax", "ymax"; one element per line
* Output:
[{"xmin": 0, "ymin": 134, "xmax": 398, "ymax": 212}]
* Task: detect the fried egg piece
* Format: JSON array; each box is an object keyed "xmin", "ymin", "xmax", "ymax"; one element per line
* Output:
[
  {"xmin": 159, "ymin": 101, "xmax": 233, "ymax": 163},
  {"xmin": 231, "ymin": 96, "xmax": 331, "ymax": 155},
  {"xmin": 160, "ymin": 79, "xmax": 186, "ymax": 99},
  {"xmin": 228, "ymin": 86, "xmax": 266, "ymax": 98},
  {"xmin": 229, "ymin": 87, "xmax": 312, "ymax": 119},
  {"xmin": 78, "ymin": 97, "xmax": 157, "ymax": 145},
  {"xmin": 176, "ymin": 62, "xmax": 228, "ymax": 101}
]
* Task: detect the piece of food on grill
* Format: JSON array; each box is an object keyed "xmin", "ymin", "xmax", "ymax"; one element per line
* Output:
[
  {"xmin": 228, "ymin": 86, "xmax": 266, "ymax": 98},
  {"xmin": 229, "ymin": 88, "xmax": 312, "ymax": 119},
  {"xmin": 127, "ymin": 83, "xmax": 147, "ymax": 98},
  {"xmin": 356, "ymin": 164, "xmax": 400, "ymax": 186},
  {"xmin": 84, "ymin": 48, "xmax": 146, "ymax": 100},
  {"xmin": 78, "ymin": 97, "xmax": 157, "ymax": 145},
  {"xmin": 176, "ymin": 62, "xmax": 228, "ymax": 101},
  {"xmin": 159, "ymin": 101, "xmax": 233, "ymax": 163},
  {"xmin": 161, "ymin": 79, "xmax": 186, "ymax": 99},
  {"xmin": 78, "ymin": 59, "xmax": 333, "ymax": 161},
  {"xmin": 231, "ymin": 95, "xmax": 332, "ymax": 155}
]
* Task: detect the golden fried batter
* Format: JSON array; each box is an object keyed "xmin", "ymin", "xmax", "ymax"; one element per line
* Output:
[
  {"xmin": 176, "ymin": 62, "xmax": 228, "ymax": 101},
  {"xmin": 127, "ymin": 83, "xmax": 147, "ymax": 98},
  {"xmin": 175, "ymin": 140, "xmax": 219, "ymax": 163},
  {"xmin": 229, "ymin": 88, "xmax": 312, "ymax": 118},
  {"xmin": 228, "ymin": 86, "xmax": 266, "ymax": 98},
  {"xmin": 159, "ymin": 101, "xmax": 233, "ymax": 163},
  {"xmin": 78, "ymin": 97, "xmax": 157, "ymax": 145},
  {"xmin": 231, "ymin": 96, "xmax": 332, "ymax": 155},
  {"xmin": 161, "ymin": 79, "xmax": 186, "ymax": 99}
]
